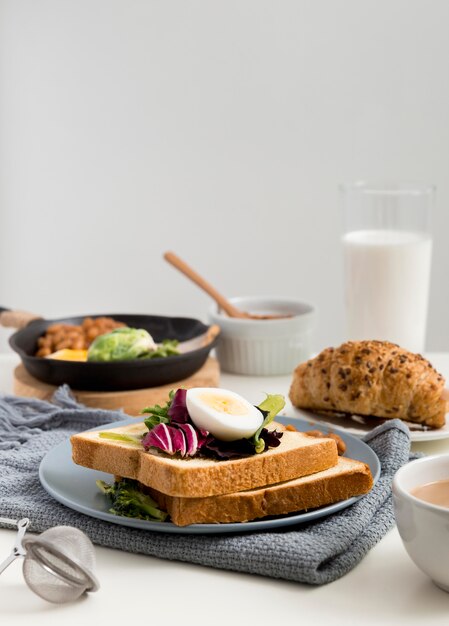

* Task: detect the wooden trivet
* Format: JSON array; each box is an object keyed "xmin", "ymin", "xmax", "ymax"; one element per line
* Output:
[{"xmin": 13, "ymin": 357, "xmax": 220, "ymax": 417}]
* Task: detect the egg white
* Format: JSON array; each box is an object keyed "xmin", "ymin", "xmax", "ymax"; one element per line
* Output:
[{"xmin": 186, "ymin": 388, "xmax": 264, "ymax": 441}]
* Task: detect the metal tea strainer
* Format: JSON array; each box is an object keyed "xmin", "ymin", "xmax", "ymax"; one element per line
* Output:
[{"xmin": 0, "ymin": 517, "xmax": 100, "ymax": 603}]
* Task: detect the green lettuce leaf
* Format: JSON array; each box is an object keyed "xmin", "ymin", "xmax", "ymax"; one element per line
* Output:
[
  {"xmin": 141, "ymin": 389, "xmax": 175, "ymax": 430},
  {"xmin": 250, "ymin": 394, "xmax": 286, "ymax": 453},
  {"xmin": 98, "ymin": 431, "xmax": 143, "ymax": 445}
]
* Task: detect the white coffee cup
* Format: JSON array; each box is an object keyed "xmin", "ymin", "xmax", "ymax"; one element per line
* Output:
[{"xmin": 392, "ymin": 455, "xmax": 449, "ymax": 592}]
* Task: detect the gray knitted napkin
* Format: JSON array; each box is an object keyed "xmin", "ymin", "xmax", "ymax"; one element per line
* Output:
[{"xmin": 0, "ymin": 386, "xmax": 411, "ymax": 585}]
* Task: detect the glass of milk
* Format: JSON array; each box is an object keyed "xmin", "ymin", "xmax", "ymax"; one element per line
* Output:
[{"xmin": 341, "ymin": 181, "xmax": 434, "ymax": 353}]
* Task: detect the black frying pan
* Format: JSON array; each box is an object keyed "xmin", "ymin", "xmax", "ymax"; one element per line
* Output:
[{"xmin": 0, "ymin": 308, "xmax": 219, "ymax": 391}]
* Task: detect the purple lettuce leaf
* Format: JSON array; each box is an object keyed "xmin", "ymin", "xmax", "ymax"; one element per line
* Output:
[
  {"xmin": 167, "ymin": 389, "xmax": 190, "ymax": 424},
  {"xmin": 260, "ymin": 428, "xmax": 283, "ymax": 449},
  {"xmin": 200, "ymin": 429, "xmax": 284, "ymax": 460}
]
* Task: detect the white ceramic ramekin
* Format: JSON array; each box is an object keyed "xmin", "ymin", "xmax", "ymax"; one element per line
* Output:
[
  {"xmin": 393, "ymin": 455, "xmax": 449, "ymax": 592},
  {"xmin": 209, "ymin": 296, "xmax": 315, "ymax": 375}
]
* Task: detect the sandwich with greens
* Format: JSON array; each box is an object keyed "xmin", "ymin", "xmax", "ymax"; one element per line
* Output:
[{"xmin": 71, "ymin": 388, "xmax": 373, "ymax": 526}]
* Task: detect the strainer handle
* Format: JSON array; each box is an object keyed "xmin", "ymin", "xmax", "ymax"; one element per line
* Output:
[
  {"xmin": 0, "ymin": 518, "xmax": 29, "ymax": 574},
  {"xmin": 0, "ymin": 551, "xmax": 20, "ymax": 575}
]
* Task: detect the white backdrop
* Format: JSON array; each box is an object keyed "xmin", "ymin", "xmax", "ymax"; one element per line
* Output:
[{"xmin": 1, "ymin": 0, "xmax": 449, "ymax": 354}]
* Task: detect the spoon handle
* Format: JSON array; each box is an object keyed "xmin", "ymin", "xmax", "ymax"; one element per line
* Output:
[{"xmin": 163, "ymin": 252, "xmax": 246, "ymax": 318}]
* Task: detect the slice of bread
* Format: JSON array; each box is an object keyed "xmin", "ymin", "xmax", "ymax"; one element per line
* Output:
[
  {"xmin": 71, "ymin": 421, "xmax": 338, "ymax": 498},
  {"xmin": 147, "ymin": 456, "xmax": 373, "ymax": 526}
]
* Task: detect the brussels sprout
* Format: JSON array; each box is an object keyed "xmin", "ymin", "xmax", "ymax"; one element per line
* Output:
[{"xmin": 87, "ymin": 328, "xmax": 156, "ymax": 362}]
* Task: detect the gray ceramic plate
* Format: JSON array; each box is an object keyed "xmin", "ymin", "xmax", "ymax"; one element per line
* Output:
[
  {"xmin": 39, "ymin": 416, "xmax": 380, "ymax": 535},
  {"xmin": 289, "ymin": 405, "xmax": 449, "ymax": 443}
]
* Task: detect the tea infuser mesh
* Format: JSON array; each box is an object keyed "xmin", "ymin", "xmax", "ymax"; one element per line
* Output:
[
  {"xmin": 22, "ymin": 526, "xmax": 99, "ymax": 604},
  {"xmin": 0, "ymin": 518, "xmax": 99, "ymax": 604}
]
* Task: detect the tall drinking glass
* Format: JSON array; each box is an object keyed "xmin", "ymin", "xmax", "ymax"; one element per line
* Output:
[{"xmin": 341, "ymin": 181, "xmax": 434, "ymax": 353}]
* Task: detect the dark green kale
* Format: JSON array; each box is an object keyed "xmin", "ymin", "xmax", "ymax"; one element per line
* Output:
[{"xmin": 97, "ymin": 478, "xmax": 168, "ymax": 522}]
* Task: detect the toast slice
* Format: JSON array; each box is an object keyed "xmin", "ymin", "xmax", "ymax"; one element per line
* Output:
[
  {"xmin": 147, "ymin": 456, "xmax": 373, "ymax": 526},
  {"xmin": 71, "ymin": 421, "xmax": 338, "ymax": 498}
]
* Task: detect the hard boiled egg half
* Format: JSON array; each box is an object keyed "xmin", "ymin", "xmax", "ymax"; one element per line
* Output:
[{"xmin": 186, "ymin": 388, "xmax": 264, "ymax": 441}]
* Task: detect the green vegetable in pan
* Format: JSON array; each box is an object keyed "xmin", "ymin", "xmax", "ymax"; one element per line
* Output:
[
  {"xmin": 146, "ymin": 339, "xmax": 180, "ymax": 359},
  {"xmin": 87, "ymin": 328, "xmax": 154, "ymax": 362}
]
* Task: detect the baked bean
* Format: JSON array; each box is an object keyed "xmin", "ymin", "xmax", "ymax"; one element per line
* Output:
[
  {"xmin": 327, "ymin": 432, "xmax": 347, "ymax": 455},
  {"xmin": 36, "ymin": 347, "xmax": 52, "ymax": 357},
  {"xmin": 36, "ymin": 317, "xmax": 125, "ymax": 356},
  {"xmin": 293, "ymin": 427, "xmax": 347, "ymax": 456}
]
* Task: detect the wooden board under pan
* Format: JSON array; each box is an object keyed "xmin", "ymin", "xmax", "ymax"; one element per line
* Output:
[{"xmin": 13, "ymin": 357, "xmax": 220, "ymax": 417}]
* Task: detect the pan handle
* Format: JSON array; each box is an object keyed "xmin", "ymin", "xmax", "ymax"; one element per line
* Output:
[{"xmin": 0, "ymin": 308, "xmax": 43, "ymax": 329}]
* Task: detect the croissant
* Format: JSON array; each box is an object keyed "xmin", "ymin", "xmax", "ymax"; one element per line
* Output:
[{"xmin": 289, "ymin": 340, "xmax": 447, "ymax": 429}]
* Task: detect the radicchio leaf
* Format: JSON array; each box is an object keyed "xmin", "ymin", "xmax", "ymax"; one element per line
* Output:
[
  {"xmin": 167, "ymin": 389, "xmax": 190, "ymax": 424},
  {"xmin": 142, "ymin": 420, "xmax": 209, "ymax": 457},
  {"xmin": 178, "ymin": 423, "xmax": 198, "ymax": 455},
  {"xmin": 142, "ymin": 423, "xmax": 174, "ymax": 455},
  {"xmin": 170, "ymin": 426, "xmax": 187, "ymax": 457}
]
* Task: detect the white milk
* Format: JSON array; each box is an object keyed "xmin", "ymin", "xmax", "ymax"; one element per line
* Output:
[{"xmin": 343, "ymin": 229, "xmax": 432, "ymax": 353}]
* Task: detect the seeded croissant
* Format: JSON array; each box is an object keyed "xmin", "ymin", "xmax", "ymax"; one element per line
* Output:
[{"xmin": 289, "ymin": 340, "xmax": 447, "ymax": 429}]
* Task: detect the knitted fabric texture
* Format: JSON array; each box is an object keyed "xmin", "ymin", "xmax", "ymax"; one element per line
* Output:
[{"xmin": 0, "ymin": 386, "xmax": 411, "ymax": 584}]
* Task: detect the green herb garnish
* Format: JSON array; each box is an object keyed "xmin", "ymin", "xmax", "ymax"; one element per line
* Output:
[{"xmin": 141, "ymin": 389, "xmax": 175, "ymax": 429}]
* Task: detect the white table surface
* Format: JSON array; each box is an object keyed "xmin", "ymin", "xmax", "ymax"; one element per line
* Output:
[{"xmin": 1, "ymin": 352, "xmax": 449, "ymax": 624}]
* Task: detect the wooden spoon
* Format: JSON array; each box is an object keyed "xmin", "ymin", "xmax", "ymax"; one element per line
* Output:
[{"xmin": 163, "ymin": 252, "xmax": 292, "ymax": 320}]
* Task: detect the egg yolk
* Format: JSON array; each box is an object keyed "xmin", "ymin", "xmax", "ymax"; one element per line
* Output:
[
  {"xmin": 199, "ymin": 393, "xmax": 249, "ymax": 416},
  {"xmin": 46, "ymin": 349, "xmax": 88, "ymax": 361}
]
